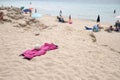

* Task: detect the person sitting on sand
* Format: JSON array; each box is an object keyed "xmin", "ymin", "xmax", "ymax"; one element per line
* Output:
[
  {"xmin": 61, "ymin": 17, "xmax": 66, "ymax": 23},
  {"xmin": 57, "ymin": 16, "xmax": 67, "ymax": 23},
  {"xmin": 114, "ymin": 20, "xmax": 120, "ymax": 27},
  {"xmin": 114, "ymin": 26, "xmax": 120, "ymax": 32},
  {"xmin": 114, "ymin": 20, "xmax": 120, "ymax": 32},
  {"xmin": 0, "ymin": 12, "xmax": 4, "ymax": 21},
  {"xmin": 105, "ymin": 25, "xmax": 114, "ymax": 32},
  {"xmin": 57, "ymin": 16, "xmax": 62, "ymax": 22}
]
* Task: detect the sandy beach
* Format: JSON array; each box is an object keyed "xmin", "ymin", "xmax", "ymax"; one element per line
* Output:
[{"xmin": 0, "ymin": 7, "xmax": 120, "ymax": 80}]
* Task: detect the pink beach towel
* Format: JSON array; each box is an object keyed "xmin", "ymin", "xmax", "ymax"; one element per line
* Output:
[{"xmin": 20, "ymin": 43, "xmax": 58, "ymax": 60}]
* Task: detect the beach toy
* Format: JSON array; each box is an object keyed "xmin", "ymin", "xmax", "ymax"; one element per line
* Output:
[
  {"xmin": 20, "ymin": 43, "xmax": 58, "ymax": 60},
  {"xmin": 31, "ymin": 13, "xmax": 42, "ymax": 18},
  {"xmin": 34, "ymin": 44, "xmax": 40, "ymax": 50}
]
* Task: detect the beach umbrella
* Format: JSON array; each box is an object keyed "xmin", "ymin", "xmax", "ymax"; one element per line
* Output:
[
  {"xmin": 32, "ymin": 13, "xmax": 42, "ymax": 18},
  {"xmin": 97, "ymin": 15, "xmax": 100, "ymax": 23}
]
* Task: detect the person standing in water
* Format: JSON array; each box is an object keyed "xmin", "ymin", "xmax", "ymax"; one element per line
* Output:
[
  {"xmin": 59, "ymin": 10, "xmax": 62, "ymax": 17},
  {"xmin": 30, "ymin": 2, "xmax": 32, "ymax": 5},
  {"xmin": 35, "ymin": 9, "xmax": 37, "ymax": 13},
  {"xmin": 114, "ymin": 9, "xmax": 116, "ymax": 14}
]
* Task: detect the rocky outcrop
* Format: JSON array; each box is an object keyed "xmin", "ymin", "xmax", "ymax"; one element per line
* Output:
[{"xmin": 0, "ymin": 6, "xmax": 48, "ymax": 31}]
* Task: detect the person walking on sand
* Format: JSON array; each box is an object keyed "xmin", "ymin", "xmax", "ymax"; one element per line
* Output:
[{"xmin": 97, "ymin": 15, "xmax": 100, "ymax": 23}]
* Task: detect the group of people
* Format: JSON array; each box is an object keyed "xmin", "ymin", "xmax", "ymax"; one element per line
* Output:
[
  {"xmin": 85, "ymin": 20, "xmax": 120, "ymax": 33},
  {"xmin": 105, "ymin": 20, "xmax": 120, "ymax": 32},
  {"xmin": 20, "ymin": 2, "xmax": 38, "ymax": 17},
  {"xmin": 56, "ymin": 10, "xmax": 72, "ymax": 24}
]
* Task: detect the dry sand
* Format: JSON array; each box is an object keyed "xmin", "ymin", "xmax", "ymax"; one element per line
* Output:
[{"xmin": 0, "ymin": 7, "xmax": 120, "ymax": 80}]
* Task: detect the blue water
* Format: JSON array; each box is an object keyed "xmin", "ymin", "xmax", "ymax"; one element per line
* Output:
[{"xmin": 0, "ymin": 0, "xmax": 120, "ymax": 24}]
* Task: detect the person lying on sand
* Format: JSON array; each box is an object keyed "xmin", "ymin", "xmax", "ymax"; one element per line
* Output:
[
  {"xmin": 93, "ymin": 24, "xmax": 100, "ymax": 32},
  {"xmin": 85, "ymin": 24, "xmax": 102, "ymax": 32},
  {"xmin": 85, "ymin": 24, "xmax": 99, "ymax": 32},
  {"xmin": 85, "ymin": 26, "xmax": 93, "ymax": 30},
  {"xmin": 105, "ymin": 25, "xmax": 114, "ymax": 32},
  {"xmin": 93, "ymin": 24, "xmax": 104, "ymax": 32}
]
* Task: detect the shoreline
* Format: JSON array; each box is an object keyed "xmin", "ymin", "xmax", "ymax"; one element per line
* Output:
[{"xmin": 1, "ymin": 4, "xmax": 118, "ymax": 25}]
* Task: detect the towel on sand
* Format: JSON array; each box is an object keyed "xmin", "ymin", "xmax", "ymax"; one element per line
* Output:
[{"xmin": 20, "ymin": 43, "xmax": 58, "ymax": 60}]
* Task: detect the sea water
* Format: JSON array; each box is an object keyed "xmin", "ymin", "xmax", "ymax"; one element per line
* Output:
[{"xmin": 0, "ymin": 0, "xmax": 120, "ymax": 24}]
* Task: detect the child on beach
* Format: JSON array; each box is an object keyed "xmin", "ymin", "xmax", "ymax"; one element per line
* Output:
[{"xmin": 69, "ymin": 15, "xmax": 72, "ymax": 24}]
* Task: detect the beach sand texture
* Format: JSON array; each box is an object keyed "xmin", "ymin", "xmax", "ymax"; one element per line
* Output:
[{"xmin": 0, "ymin": 7, "xmax": 120, "ymax": 80}]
